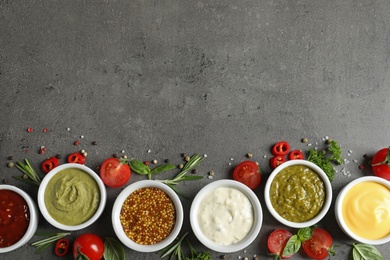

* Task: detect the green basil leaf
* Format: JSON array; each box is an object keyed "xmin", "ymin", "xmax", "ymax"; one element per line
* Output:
[
  {"xmin": 297, "ymin": 227, "xmax": 313, "ymax": 242},
  {"xmin": 150, "ymin": 164, "xmax": 176, "ymax": 174},
  {"xmin": 104, "ymin": 237, "xmax": 126, "ymax": 260},
  {"xmin": 129, "ymin": 160, "xmax": 150, "ymax": 175},
  {"xmin": 282, "ymin": 234, "xmax": 301, "ymax": 257},
  {"xmin": 352, "ymin": 243, "xmax": 384, "ymax": 260}
]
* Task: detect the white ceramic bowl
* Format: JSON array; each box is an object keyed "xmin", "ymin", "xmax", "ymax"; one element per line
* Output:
[
  {"xmin": 112, "ymin": 180, "xmax": 183, "ymax": 252},
  {"xmin": 335, "ymin": 176, "xmax": 390, "ymax": 245},
  {"xmin": 0, "ymin": 185, "xmax": 38, "ymax": 253},
  {"xmin": 264, "ymin": 160, "xmax": 332, "ymax": 228},
  {"xmin": 190, "ymin": 179, "xmax": 263, "ymax": 253},
  {"xmin": 37, "ymin": 163, "xmax": 106, "ymax": 231}
]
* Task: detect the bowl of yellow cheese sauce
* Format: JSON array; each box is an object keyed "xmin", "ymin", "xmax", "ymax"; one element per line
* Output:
[{"xmin": 335, "ymin": 176, "xmax": 390, "ymax": 245}]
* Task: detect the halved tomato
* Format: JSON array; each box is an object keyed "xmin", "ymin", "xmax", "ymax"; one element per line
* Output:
[
  {"xmin": 100, "ymin": 158, "xmax": 131, "ymax": 188},
  {"xmin": 302, "ymin": 228, "xmax": 334, "ymax": 260},
  {"xmin": 267, "ymin": 229, "xmax": 294, "ymax": 259},
  {"xmin": 232, "ymin": 161, "xmax": 261, "ymax": 190}
]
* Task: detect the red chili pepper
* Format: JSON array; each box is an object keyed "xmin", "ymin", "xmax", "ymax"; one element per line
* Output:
[
  {"xmin": 55, "ymin": 238, "xmax": 70, "ymax": 257},
  {"xmin": 288, "ymin": 150, "xmax": 305, "ymax": 160},
  {"xmin": 271, "ymin": 141, "xmax": 291, "ymax": 156},
  {"xmin": 269, "ymin": 156, "xmax": 287, "ymax": 169},
  {"xmin": 67, "ymin": 152, "xmax": 86, "ymax": 164},
  {"xmin": 41, "ymin": 157, "xmax": 60, "ymax": 173}
]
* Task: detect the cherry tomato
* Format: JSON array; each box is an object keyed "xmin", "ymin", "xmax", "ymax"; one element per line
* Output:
[
  {"xmin": 302, "ymin": 228, "xmax": 334, "ymax": 260},
  {"xmin": 41, "ymin": 157, "xmax": 59, "ymax": 173},
  {"xmin": 269, "ymin": 156, "xmax": 286, "ymax": 169},
  {"xmin": 288, "ymin": 150, "xmax": 304, "ymax": 160},
  {"xmin": 272, "ymin": 141, "xmax": 291, "ymax": 156},
  {"xmin": 267, "ymin": 229, "xmax": 294, "ymax": 259},
  {"xmin": 73, "ymin": 233, "xmax": 104, "ymax": 260},
  {"xmin": 371, "ymin": 147, "xmax": 390, "ymax": 180},
  {"xmin": 232, "ymin": 161, "xmax": 261, "ymax": 190},
  {"xmin": 100, "ymin": 157, "xmax": 131, "ymax": 188},
  {"xmin": 67, "ymin": 152, "xmax": 86, "ymax": 164},
  {"xmin": 55, "ymin": 238, "xmax": 70, "ymax": 257}
]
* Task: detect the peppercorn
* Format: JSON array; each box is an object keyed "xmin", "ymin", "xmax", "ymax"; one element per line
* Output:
[
  {"xmin": 92, "ymin": 141, "xmax": 98, "ymax": 145},
  {"xmin": 246, "ymin": 153, "xmax": 253, "ymax": 158},
  {"xmin": 191, "ymin": 169, "xmax": 198, "ymax": 174},
  {"xmin": 208, "ymin": 171, "xmax": 214, "ymax": 176},
  {"xmin": 23, "ymin": 174, "xmax": 28, "ymax": 180},
  {"xmin": 152, "ymin": 159, "xmax": 158, "ymax": 164},
  {"xmin": 301, "ymin": 137, "xmax": 308, "ymax": 143},
  {"xmin": 55, "ymin": 153, "xmax": 62, "ymax": 159},
  {"xmin": 181, "ymin": 152, "xmax": 186, "ymax": 158},
  {"xmin": 178, "ymin": 164, "xmax": 184, "ymax": 169},
  {"xmin": 165, "ymin": 159, "xmax": 170, "ymax": 163},
  {"xmin": 2, "ymin": 179, "xmax": 8, "ymax": 184},
  {"xmin": 220, "ymin": 255, "xmax": 227, "ymax": 259},
  {"xmin": 7, "ymin": 156, "xmax": 13, "ymax": 161},
  {"xmin": 6, "ymin": 162, "xmax": 14, "ymax": 168}
]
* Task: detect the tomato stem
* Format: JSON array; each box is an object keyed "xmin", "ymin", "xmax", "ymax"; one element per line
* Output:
[{"xmin": 371, "ymin": 146, "xmax": 390, "ymax": 167}]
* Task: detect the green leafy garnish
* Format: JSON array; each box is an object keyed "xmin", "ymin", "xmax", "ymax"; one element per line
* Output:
[
  {"xmin": 129, "ymin": 159, "xmax": 176, "ymax": 180},
  {"xmin": 160, "ymin": 153, "xmax": 204, "ymax": 198},
  {"xmin": 31, "ymin": 232, "xmax": 71, "ymax": 254},
  {"xmin": 307, "ymin": 140, "xmax": 343, "ymax": 181},
  {"xmin": 14, "ymin": 159, "xmax": 41, "ymax": 186},
  {"xmin": 104, "ymin": 237, "xmax": 126, "ymax": 260},
  {"xmin": 328, "ymin": 140, "xmax": 343, "ymax": 165},
  {"xmin": 351, "ymin": 243, "xmax": 384, "ymax": 260},
  {"xmin": 282, "ymin": 227, "xmax": 313, "ymax": 257},
  {"xmin": 186, "ymin": 238, "xmax": 211, "ymax": 260}
]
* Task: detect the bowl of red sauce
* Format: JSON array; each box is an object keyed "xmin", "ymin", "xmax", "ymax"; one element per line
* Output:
[{"xmin": 0, "ymin": 185, "xmax": 38, "ymax": 253}]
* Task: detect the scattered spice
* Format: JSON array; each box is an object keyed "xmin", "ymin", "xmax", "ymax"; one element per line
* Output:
[
  {"xmin": 246, "ymin": 153, "xmax": 253, "ymax": 158},
  {"xmin": 27, "ymin": 127, "xmax": 33, "ymax": 133},
  {"xmin": 74, "ymin": 140, "xmax": 80, "ymax": 146},
  {"xmin": 7, "ymin": 156, "xmax": 13, "ymax": 161},
  {"xmin": 6, "ymin": 162, "xmax": 14, "ymax": 168},
  {"xmin": 144, "ymin": 161, "xmax": 150, "ymax": 166},
  {"xmin": 184, "ymin": 156, "xmax": 190, "ymax": 162},
  {"xmin": 92, "ymin": 141, "xmax": 98, "ymax": 145},
  {"xmin": 43, "ymin": 128, "xmax": 49, "ymax": 133},
  {"xmin": 301, "ymin": 138, "xmax": 308, "ymax": 143},
  {"xmin": 178, "ymin": 164, "xmax": 184, "ymax": 169},
  {"xmin": 152, "ymin": 159, "xmax": 158, "ymax": 164}
]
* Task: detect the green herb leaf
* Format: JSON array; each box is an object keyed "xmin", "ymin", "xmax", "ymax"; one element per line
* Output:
[
  {"xmin": 352, "ymin": 243, "xmax": 384, "ymax": 260},
  {"xmin": 129, "ymin": 160, "xmax": 151, "ymax": 175},
  {"xmin": 329, "ymin": 140, "xmax": 343, "ymax": 165},
  {"xmin": 297, "ymin": 227, "xmax": 313, "ymax": 242},
  {"xmin": 308, "ymin": 148, "xmax": 335, "ymax": 181},
  {"xmin": 282, "ymin": 234, "xmax": 301, "ymax": 257},
  {"xmin": 104, "ymin": 237, "xmax": 125, "ymax": 260},
  {"xmin": 150, "ymin": 164, "xmax": 176, "ymax": 175},
  {"xmin": 14, "ymin": 159, "xmax": 41, "ymax": 186}
]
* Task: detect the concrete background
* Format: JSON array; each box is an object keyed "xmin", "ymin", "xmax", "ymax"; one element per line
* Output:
[{"xmin": 1, "ymin": 0, "xmax": 390, "ymax": 259}]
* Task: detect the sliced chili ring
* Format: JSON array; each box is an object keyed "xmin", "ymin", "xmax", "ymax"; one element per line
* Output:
[
  {"xmin": 271, "ymin": 141, "xmax": 291, "ymax": 156},
  {"xmin": 288, "ymin": 150, "xmax": 305, "ymax": 160},
  {"xmin": 67, "ymin": 152, "xmax": 86, "ymax": 164},
  {"xmin": 269, "ymin": 156, "xmax": 287, "ymax": 169},
  {"xmin": 55, "ymin": 238, "xmax": 70, "ymax": 257},
  {"xmin": 41, "ymin": 157, "xmax": 60, "ymax": 173}
]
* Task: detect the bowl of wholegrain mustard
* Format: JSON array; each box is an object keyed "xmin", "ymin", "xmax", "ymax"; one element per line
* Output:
[{"xmin": 111, "ymin": 180, "xmax": 183, "ymax": 252}]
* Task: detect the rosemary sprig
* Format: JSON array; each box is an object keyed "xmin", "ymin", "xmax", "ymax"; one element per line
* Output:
[
  {"xmin": 159, "ymin": 154, "xmax": 204, "ymax": 197},
  {"xmin": 158, "ymin": 232, "xmax": 188, "ymax": 260},
  {"xmin": 31, "ymin": 232, "xmax": 71, "ymax": 254},
  {"xmin": 13, "ymin": 159, "xmax": 41, "ymax": 186}
]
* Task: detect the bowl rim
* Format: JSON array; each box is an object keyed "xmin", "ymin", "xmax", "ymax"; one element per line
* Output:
[
  {"xmin": 0, "ymin": 184, "xmax": 39, "ymax": 253},
  {"xmin": 335, "ymin": 176, "xmax": 390, "ymax": 245},
  {"xmin": 111, "ymin": 180, "xmax": 183, "ymax": 253},
  {"xmin": 190, "ymin": 179, "xmax": 263, "ymax": 253},
  {"xmin": 37, "ymin": 163, "xmax": 107, "ymax": 231},
  {"xmin": 264, "ymin": 160, "xmax": 333, "ymax": 228}
]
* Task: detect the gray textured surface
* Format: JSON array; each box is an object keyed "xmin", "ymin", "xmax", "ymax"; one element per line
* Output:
[{"xmin": 1, "ymin": 0, "xmax": 390, "ymax": 259}]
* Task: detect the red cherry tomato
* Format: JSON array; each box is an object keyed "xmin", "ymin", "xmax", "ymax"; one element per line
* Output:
[
  {"xmin": 269, "ymin": 156, "xmax": 287, "ymax": 169},
  {"xmin": 232, "ymin": 161, "xmax": 261, "ymax": 190},
  {"xmin": 55, "ymin": 238, "xmax": 70, "ymax": 257},
  {"xmin": 267, "ymin": 229, "xmax": 294, "ymax": 259},
  {"xmin": 288, "ymin": 150, "xmax": 304, "ymax": 160},
  {"xmin": 302, "ymin": 228, "xmax": 334, "ymax": 260},
  {"xmin": 272, "ymin": 141, "xmax": 291, "ymax": 156},
  {"xmin": 100, "ymin": 157, "xmax": 131, "ymax": 188},
  {"xmin": 67, "ymin": 152, "xmax": 86, "ymax": 164},
  {"xmin": 73, "ymin": 233, "xmax": 104, "ymax": 260},
  {"xmin": 41, "ymin": 157, "xmax": 59, "ymax": 173},
  {"xmin": 371, "ymin": 147, "xmax": 390, "ymax": 180}
]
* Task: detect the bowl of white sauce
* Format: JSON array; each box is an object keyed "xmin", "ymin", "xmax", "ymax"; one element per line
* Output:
[{"xmin": 190, "ymin": 179, "xmax": 262, "ymax": 253}]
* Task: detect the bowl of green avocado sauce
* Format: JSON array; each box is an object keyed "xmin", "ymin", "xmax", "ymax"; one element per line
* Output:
[
  {"xmin": 264, "ymin": 160, "xmax": 332, "ymax": 228},
  {"xmin": 38, "ymin": 163, "xmax": 107, "ymax": 231}
]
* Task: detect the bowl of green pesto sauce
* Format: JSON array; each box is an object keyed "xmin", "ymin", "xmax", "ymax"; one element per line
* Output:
[
  {"xmin": 37, "ymin": 163, "xmax": 107, "ymax": 231},
  {"xmin": 264, "ymin": 160, "xmax": 332, "ymax": 228}
]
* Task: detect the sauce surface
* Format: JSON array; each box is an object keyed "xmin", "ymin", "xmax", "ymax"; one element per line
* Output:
[
  {"xmin": 197, "ymin": 187, "xmax": 253, "ymax": 245},
  {"xmin": 120, "ymin": 187, "xmax": 176, "ymax": 245},
  {"xmin": 0, "ymin": 190, "xmax": 30, "ymax": 248},
  {"xmin": 44, "ymin": 168, "xmax": 100, "ymax": 225},
  {"xmin": 270, "ymin": 165, "xmax": 325, "ymax": 222},
  {"xmin": 342, "ymin": 181, "xmax": 390, "ymax": 240}
]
